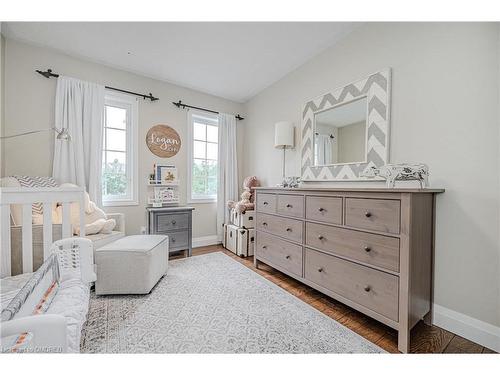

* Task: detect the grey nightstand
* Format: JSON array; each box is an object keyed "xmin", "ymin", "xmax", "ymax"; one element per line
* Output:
[{"xmin": 146, "ymin": 206, "xmax": 195, "ymax": 256}]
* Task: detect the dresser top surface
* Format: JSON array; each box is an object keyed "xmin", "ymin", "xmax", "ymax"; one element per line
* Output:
[{"xmin": 255, "ymin": 186, "xmax": 444, "ymax": 194}]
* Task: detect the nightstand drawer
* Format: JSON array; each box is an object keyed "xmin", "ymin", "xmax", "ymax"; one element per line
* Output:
[
  {"xmin": 156, "ymin": 213, "xmax": 189, "ymax": 232},
  {"xmin": 167, "ymin": 230, "xmax": 189, "ymax": 251}
]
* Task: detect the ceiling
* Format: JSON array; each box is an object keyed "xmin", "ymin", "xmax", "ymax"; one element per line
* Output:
[{"xmin": 2, "ymin": 22, "xmax": 358, "ymax": 103}]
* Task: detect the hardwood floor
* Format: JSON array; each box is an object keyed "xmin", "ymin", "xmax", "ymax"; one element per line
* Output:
[{"xmin": 171, "ymin": 245, "xmax": 497, "ymax": 354}]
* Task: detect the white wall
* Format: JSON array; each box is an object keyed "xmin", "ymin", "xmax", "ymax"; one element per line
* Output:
[
  {"xmin": 2, "ymin": 39, "xmax": 244, "ymax": 239},
  {"xmin": 243, "ymin": 23, "xmax": 500, "ymax": 334}
]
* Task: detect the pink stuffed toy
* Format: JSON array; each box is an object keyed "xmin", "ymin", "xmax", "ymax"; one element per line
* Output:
[{"xmin": 227, "ymin": 176, "xmax": 260, "ymax": 213}]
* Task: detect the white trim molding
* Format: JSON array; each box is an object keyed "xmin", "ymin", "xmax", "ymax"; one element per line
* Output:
[
  {"xmin": 433, "ymin": 304, "xmax": 500, "ymax": 352},
  {"xmin": 192, "ymin": 235, "xmax": 220, "ymax": 248}
]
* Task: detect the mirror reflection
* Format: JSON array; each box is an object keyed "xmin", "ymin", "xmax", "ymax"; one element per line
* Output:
[{"xmin": 313, "ymin": 97, "xmax": 367, "ymax": 166}]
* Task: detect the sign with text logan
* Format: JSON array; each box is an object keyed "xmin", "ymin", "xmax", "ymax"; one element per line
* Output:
[{"xmin": 146, "ymin": 124, "xmax": 182, "ymax": 158}]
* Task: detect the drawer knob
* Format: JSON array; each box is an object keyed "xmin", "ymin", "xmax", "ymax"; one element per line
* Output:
[
  {"xmin": 262, "ymin": 222, "xmax": 268, "ymax": 226},
  {"xmin": 286, "ymin": 204, "xmax": 292, "ymax": 208},
  {"xmin": 285, "ymin": 255, "xmax": 290, "ymax": 259},
  {"xmin": 172, "ymin": 238, "xmax": 176, "ymax": 243},
  {"xmin": 318, "ymin": 235, "xmax": 324, "ymax": 240},
  {"xmin": 317, "ymin": 267, "xmax": 324, "ymax": 273},
  {"xmin": 364, "ymin": 246, "xmax": 371, "ymax": 252},
  {"xmin": 364, "ymin": 286, "xmax": 371, "ymax": 292},
  {"xmin": 286, "ymin": 227, "xmax": 292, "ymax": 232},
  {"xmin": 262, "ymin": 245, "xmax": 267, "ymax": 249},
  {"xmin": 263, "ymin": 201, "xmax": 268, "ymax": 205},
  {"xmin": 365, "ymin": 211, "xmax": 372, "ymax": 218},
  {"xmin": 318, "ymin": 207, "xmax": 325, "ymax": 212},
  {"xmin": 171, "ymin": 220, "xmax": 176, "ymax": 225}
]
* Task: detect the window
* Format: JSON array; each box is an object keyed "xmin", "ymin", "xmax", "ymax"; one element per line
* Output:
[
  {"xmin": 102, "ymin": 91, "xmax": 138, "ymax": 206},
  {"xmin": 188, "ymin": 111, "xmax": 219, "ymax": 203}
]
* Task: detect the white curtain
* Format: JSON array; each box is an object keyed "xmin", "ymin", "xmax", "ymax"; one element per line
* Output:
[
  {"xmin": 315, "ymin": 134, "xmax": 333, "ymax": 165},
  {"xmin": 217, "ymin": 113, "xmax": 239, "ymax": 242},
  {"xmin": 52, "ymin": 76, "xmax": 105, "ymax": 206}
]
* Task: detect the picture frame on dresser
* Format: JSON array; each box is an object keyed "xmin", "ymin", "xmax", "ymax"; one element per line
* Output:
[{"xmin": 254, "ymin": 187, "xmax": 444, "ymax": 353}]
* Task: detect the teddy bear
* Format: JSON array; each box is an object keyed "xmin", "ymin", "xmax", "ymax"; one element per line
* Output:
[
  {"xmin": 227, "ymin": 176, "xmax": 259, "ymax": 213},
  {"xmin": 55, "ymin": 183, "xmax": 116, "ymax": 235}
]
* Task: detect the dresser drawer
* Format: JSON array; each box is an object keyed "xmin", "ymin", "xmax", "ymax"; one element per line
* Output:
[
  {"xmin": 345, "ymin": 198, "xmax": 400, "ymax": 234},
  {"xmin": 305, "ymin": 222, "xmax": 400, "ymax": 272},
  {"xmin": 306, "ymin": 196, "xmax": 342, "ymax": 224},
  {"xmin": 256, "ymin": 193, "xmax": 277, "ymax": 214},
  {"xmin": 256, "ymin": 231, "xmax": 303, "ymax": 277},
  {"xmin": 304, "ymin": 248, "xmax": 399, "ymax": 321},
  {"xmin": 156, "ymin": 213, "xmax": 189, "ymax": 232},
  {"xmin": 256, "ymin": 212, "xmax": 303, "ymax": 243},
  {"xmin": 168, "ymin": 230, "xmax": 189, "ymax": 251},
  {"xmin": 277, "ymin": 194, "xmax": 304, "ymax": 218}
]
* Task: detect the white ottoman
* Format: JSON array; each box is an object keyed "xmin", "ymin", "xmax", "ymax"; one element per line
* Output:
[{"xmin": 95, "ymin": 235, "xmax": 169, "ymax": 295}]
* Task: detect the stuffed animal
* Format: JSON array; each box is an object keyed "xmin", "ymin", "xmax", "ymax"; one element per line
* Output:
[
  {"xmin": 55, "ymin": 183, "xmax": 116, "ymax": 235},
  {"xmin": 227, "ymin": 176, "xmax": 260, "ymax": 213}
]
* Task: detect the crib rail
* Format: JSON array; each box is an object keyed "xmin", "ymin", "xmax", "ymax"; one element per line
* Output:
[{"xmin": 0, "ymin": 187, "xmax": 85, "ymax": 278}]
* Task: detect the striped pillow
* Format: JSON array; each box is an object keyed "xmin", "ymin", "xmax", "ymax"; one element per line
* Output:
[{"xmin": 12, "ymin": 176, "xmax": 58, "ymax": 217}]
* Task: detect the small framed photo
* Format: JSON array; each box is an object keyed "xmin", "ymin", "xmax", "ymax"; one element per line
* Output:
[{"xmin": 156, "ymin": 165, "xmax": 178, "ymax": 184}]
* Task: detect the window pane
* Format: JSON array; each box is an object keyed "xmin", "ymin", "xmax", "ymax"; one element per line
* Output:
[
  {"xmin": 103, "ymin": 151, "xmax": 127, "ymax": 197},
  {"xmin": 193, "ymin": 141, "xmax": 206, "ymax": 159},
  {"xmin": 192, "ymin": 159, "xmax": 206, "ymax": 196},
  {"xmin": 105, "ymin": 151, "xmax": 126, "ymax": 168},
  {"xmin": 207, "ymin": 177, "xmax": 217, "ymax": 196},
  {"xmin": 206, "ymin": 142, "xmax": 218, "ymax": 161},
  {"xmin": 206, "ymin": 160, "xmax": 217, "ymax": 179},
  {"xmin": 193, "ymin": 122, "xmax": 206, "ymax": 141},
  {"xmin": 106, "ymin": 106, "xmax": 127, "ymax": 129},
  {"xmin": 206, "ymin": 125, "xmax": 218, "ymax": 143},
  {"xmin": 105, "ymin": 128, "xmax": 126, "ymax": 151}
]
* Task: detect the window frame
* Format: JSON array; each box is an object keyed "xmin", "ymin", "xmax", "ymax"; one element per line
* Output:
[
  {"xmin": 102, "ymin": 90, "xmax": 139, "ymax": 207},
  {"xmin": 187, "ymin": 110, "xmax": 219, "ymax": 204}
]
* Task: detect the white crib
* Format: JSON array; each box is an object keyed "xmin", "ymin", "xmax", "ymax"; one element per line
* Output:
[{"xmin": 0, "ymin": 186, "xmax": 86, "ymax": 278}]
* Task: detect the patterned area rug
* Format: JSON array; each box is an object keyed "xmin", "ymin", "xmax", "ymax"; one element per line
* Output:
[{"xmin": 81, "ymin": 252, "xmax": 384, "ymax": 353}]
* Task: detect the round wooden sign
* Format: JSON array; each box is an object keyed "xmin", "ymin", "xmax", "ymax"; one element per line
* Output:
[{"xmin": 146, "ymin": 125, "xmax": 181, "ymax": 158}]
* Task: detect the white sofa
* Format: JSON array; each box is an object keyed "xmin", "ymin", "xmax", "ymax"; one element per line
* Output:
[{"xmin": 0, "ymin": 238, "xmax": 95, "ymax": 353}]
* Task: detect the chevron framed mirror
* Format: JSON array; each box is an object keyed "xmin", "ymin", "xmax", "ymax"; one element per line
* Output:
[{"xmin": 301, "ymin": 69, "xmax": 391, "ymax": 181}]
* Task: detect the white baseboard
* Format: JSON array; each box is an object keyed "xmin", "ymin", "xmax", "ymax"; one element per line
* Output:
[
  {"xmin": 433, "ymin": 304, "xmax": 500, "ymax": 352},
  {"xmin": 192, "ymin": 235, "xmax": 220, "ymax": 248}
]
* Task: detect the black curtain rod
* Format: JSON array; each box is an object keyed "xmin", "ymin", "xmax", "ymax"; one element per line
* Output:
[
  {"xmin": 172, "ymin": 100, "xmax": 244, "ymax": 121},
  {"xmin": 36, "ymin": 69, "xmax": 159, "ymax": 101}
]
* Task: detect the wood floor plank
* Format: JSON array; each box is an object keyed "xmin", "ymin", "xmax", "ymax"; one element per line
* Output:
[
  {"xmin": 410, "ymin": 321, "xmax": 454, "ymax": 353},
  {"xmin": 444, "ymin": 335, "xmax": 484, "ymax": 353},
  {"xmin": 337, "ymin": 311, "xmax": 390, "ymax": 344},
  {"xmin": 374, "ymin": 331, "xmax": 399, "ymax": 353},
  {"xmin": 482, "ymin": 347, "xmax": 497, "ymax": 354},
  {"xmin": 184, "ymin": 245, "xmax": 488, "ymax": 354}
]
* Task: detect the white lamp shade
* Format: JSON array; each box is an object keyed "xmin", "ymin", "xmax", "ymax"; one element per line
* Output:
[{"xmin": 274, "ymin": 121, "xmax": 294, "ymax": 149}]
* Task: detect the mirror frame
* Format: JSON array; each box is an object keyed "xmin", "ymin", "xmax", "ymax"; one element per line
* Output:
[{"xmin": 301, "ymin": 69, "xmax": 391, "ymax": 181}]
